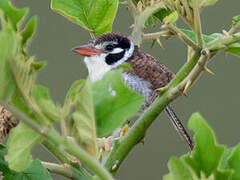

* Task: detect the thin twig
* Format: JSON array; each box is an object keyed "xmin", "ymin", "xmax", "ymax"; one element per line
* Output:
[
  {"xmin": 192, "ymin": 0, "xmax": 204, "ymax": 48},
  {"xmin": 42, "ymin": 161, "xmax": 73, "ymax": 179},
  {"xmin": 142, "ymin": 30, "xmax": 173, "ymax": 41},
  {"xmin": 126, "ymin": 0, "xmax": 137, "ymax": 17},
  {"xmin": 180, "ymin": 0, "xmax": 192, "ymax": 23}
]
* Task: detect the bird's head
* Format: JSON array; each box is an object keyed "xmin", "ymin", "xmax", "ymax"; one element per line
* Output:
[{"xmin": 72, "ymin": 33, "xmax": 134, "ymax": 82}]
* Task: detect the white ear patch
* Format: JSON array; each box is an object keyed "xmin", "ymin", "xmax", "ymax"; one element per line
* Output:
[
  {"xmin": 110, "ymin": 41, "xmax": 134, "ymax": 69},
  {"xmin": 111, "ymin": 48, "xmax": 124, "ymax": 54}
]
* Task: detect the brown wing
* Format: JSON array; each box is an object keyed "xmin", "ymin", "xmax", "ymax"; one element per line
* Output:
[{"xmin": 126, "ymin": 47, "xmax": 175, "ymax": 90}]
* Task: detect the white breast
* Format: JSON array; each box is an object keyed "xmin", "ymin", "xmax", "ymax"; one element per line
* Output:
[{"xmin": 84, "ymin": 54, "xmax": 110, "ymax": 83}]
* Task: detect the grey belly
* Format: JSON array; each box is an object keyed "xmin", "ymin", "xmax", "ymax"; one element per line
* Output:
[{"xmin": 122, "ymin": 73, "xmax": 158, "ymax": 108}]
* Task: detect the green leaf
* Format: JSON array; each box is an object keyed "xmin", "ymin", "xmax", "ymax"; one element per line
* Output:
[
  {"xmin": 183, "ymin": 113, "xmax": 225, "ymax": 178},
  {"xmin": 0, "ymin": 28, "xmax": 17, "ymax": 101},
  {"xmin": 0, "ymin": 0, "xmax": 29, "ymax": 31},
  {"xmin": 10, "ymin": 56, "xmax": 37, "ymax": 98},
  {"xmin": 0, "ymin": 150, "xmax": 52, "ymax": 180},
  {"xmin": 225, "ymin": 43, "xmax": 240, "ymax": 57},
  {"xmin": 51, "ymin": 0, "xmax": 119, "ymax": 36},
  {"xmin": 145, "ymin": 8, "xmax": 172, "ymax": 27},
  {"xmin": 228, "ymin": 145, "xmax": 240, "ymax": 180},
  {"xmin": 0, "ymin": 144, "xmax": 9, "ymax": 177},
  {"xmin": 14, "ymin": 160, "xmax": 52, "ymax": 180},
  {"xmin": 133, "ymin": 0, "xmax": 171, "ymax": 26},
  {"xmin": 198, "ymin": 0, "xmax": 219, "ymax": 8},
  {"xmin": 145, "ymin": 16, "xmax": 158, "ymax": 27},
  {"xmin": 12, "ymin": 93, "xmax": 38, "ymax": 122},
  {"xmin": 5, "ymin": 123, "xmax": 42, "ymax": 172},
  {"xmin": 31, "ymin": 61, "xmax": 47, "ymax": 72},
  {"xmin": 180, "ymin": 29, "xmax": 221, "ymax": 44},
  {"xmin": 33, "ymin": 85, "xmax": 61, "ymax": 123},
  {"xmin": 163, "ymin": 11, "xmax": 179, "ymax": 24},
  {"xmin": 92, "ymin": 69, "xmax": 144, "ymax": 137},
  {"xmin": 63, "ymin": 79, "xmax": 85, "ymax": 115},
  {"xmin": 71, "ymin": 79, "xmax": 97, "ymax": 157},
  {"xmin": 154, "ymin": 8, "xmax": 172, "ymax": 22},
  {"xmin": 214, "ymin": 169, "xmax": 233, "ymax": 180},
  {"xmin": 219, "ymin": 147, "xmax": 235, "ymax": 170},
  {"xmin": 180, "ymin": 29, "xmax": 239, "ymax": 56},
  {"xmin": 163, "ymin": 157, "xmax": 196, "ymax": 180},
  {"xmin": 21, "ymin": 16, "xmax": 37, "ymax": 47},
  {"xmin": 63, "ymin": 80, "xmax": 85, "ymax": 137},
  {"xmin": 232, "ymin": 15, "xmax": 240, "ymax": 26}
]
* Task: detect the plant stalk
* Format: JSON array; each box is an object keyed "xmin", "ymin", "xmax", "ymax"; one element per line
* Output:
[
  {"xmin": 0, "ymin": 101, "xmax": 115, "ymax": 180},
  {"xmin": 192, "ymin": 0, "xmax": 204, "ymax": 48}
]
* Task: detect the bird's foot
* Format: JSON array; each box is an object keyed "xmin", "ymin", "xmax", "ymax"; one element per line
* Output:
[{"xmin": 97, "ymin": 124, "xmax": 129, "ymax": 153}]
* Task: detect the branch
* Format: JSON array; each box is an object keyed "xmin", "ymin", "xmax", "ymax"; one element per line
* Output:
[
  {"xmin": 42, "ymin": 161, "xmax": 92, "ymax": 180},
  {"xmin": 142, "ymin": 30, "xmax": 173, "ymax": 41},
  {"xmin": 131, "ymin": 2, "xmax": 166, "ymax": 46},
  {"xmin": 126, "ymin": 0, "xmax": 137, "ymax": 17},
  {"xmin": 42, "ymin": 140, "xmax": 72, "ymax": 164},
  {"xmin": 169, "ymin": 49, "xmax": 210, "ymax": 98},
  {"xmin": 0, "ymin": 101, "xmax": 114, "ymax": 180},
  {"xmin": 207, "ymin": 32, "xmax": 240, "ymax": 51},
  {"xmin": 42, "ymin": 161, "xmax": 73, "ymax": 179},
  {"xmin": 164, "ymin": 24, "xmax": 200, "ymax": 51}
]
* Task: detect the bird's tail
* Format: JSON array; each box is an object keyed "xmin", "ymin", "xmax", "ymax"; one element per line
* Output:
[{"xmin": 165, "ymin": 105, "xmax": 194, "ymax": 150}]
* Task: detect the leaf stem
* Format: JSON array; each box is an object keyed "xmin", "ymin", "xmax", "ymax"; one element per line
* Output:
[{"xmin": 0, "ymin": 101, "xmax": 114, "ymax": 180}]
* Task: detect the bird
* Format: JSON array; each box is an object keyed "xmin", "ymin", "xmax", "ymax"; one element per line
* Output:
[{"xmin": 72, "ymin": 32, "xmax": 193, "ymax": 150}]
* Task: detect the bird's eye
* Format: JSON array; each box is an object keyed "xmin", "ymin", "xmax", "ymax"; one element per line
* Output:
[{"xmin": 106, "ymin": 44, "xmax": 114, "ymax": 51}]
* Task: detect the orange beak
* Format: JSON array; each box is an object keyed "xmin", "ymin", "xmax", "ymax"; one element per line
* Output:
[{"xmin": 72, "ymin": 45, "xmax": 104, "ymax": 57}]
